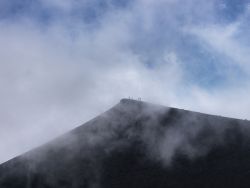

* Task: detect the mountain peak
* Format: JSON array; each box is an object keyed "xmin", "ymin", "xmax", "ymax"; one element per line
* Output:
[
  {"xmin": 120, "ymin": 98, "xmax": 142, "ymax": 103},
  {"xmin": 1, "ymin": 100, "xmax": 250, "ymax": 188}
]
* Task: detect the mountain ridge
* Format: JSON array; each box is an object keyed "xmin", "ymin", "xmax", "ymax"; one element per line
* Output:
[
  {"xmin": 1, "ymin": 98, "xmax": 250, "ymax": 187},
  {"xmin": 2, "ymin": 98, "xmax": 249, "ymax": 166}
]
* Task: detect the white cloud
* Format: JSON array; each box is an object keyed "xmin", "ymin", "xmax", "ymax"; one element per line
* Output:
[
  {"xmin": 0, "ymin": 0, "xmax": 250, "ymax": 163},
  {"xmin": 188, "ymin": 23, "xmax": 250, "ymax": 71},
  {"xmin": 0, "ymin": 13, "xmax": 184, "ymax": 163}
]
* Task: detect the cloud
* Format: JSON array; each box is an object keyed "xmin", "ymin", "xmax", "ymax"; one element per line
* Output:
[
  {"xmin": 0, "ymin": 0, "xmax": 250, "ymax": 164},
  {"xmin": 188, "ymin": 22, "xmax": 250, "ymax": 71}
]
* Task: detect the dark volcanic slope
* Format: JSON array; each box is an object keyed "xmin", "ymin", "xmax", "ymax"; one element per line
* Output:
[{"xmin": 1, "ymin": 99, "xmax": 250, "ymax": 188}]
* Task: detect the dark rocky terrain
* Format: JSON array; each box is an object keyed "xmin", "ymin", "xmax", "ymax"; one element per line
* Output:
[{"xmin": 1, "ymin": 99, "xmax": 250, "ymax": 188}]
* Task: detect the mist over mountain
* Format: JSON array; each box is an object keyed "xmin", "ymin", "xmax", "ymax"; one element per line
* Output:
[{"xmin": 1, "ymin": 99, "xmax": 250, "ymax": 188}]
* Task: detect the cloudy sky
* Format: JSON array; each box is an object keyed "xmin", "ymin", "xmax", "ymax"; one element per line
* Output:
[{"xmin": 0, "ymin": 0, "xmax": 250, "ymax": 163}]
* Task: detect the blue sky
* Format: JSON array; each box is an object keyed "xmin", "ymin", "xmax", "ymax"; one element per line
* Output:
[
  {"xmin": 0, "ymin": 0, "xmax": 248, "ymax": 88},
  {"xmin": 0, "ymin": 0, "xmax": 250, "ymax": 163}
]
